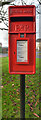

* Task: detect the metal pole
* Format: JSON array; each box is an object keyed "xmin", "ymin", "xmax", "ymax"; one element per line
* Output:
[{"xmin": 20, "ymin": 74, "xmax": 25, "ymax": 119}]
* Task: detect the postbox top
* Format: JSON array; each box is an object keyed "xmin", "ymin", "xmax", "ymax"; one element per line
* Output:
[{"xmin": 9, "ymin": 5, "xmax": 36, "ymax": 17}]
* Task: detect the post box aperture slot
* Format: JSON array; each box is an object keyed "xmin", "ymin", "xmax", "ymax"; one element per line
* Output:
[
  {"xmin": 17, "ymin": 40, "xmax": 28, "ymax": 63},
  {"xmin": 10, "ymin": 17, "xmax": 33, "ymax": 22}
]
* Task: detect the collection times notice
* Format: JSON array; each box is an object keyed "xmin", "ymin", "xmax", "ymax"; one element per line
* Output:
[{"xmin": 17, "ymin": 40, "xmax": 28, "ymax": 62}]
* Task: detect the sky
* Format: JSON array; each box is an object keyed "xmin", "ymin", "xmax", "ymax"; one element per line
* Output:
[{"xmin": 0, "ymin": 0, "xmax": 40, "ymax": 47}]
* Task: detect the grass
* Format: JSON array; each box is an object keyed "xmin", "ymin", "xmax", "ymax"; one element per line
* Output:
[
  {"xmin": 37, "ymin": 53, "xmax": 41, "ymax": 55},
  {"xmin": 0, "ymin": 56, "xmax": 41, "ymax": 119}
]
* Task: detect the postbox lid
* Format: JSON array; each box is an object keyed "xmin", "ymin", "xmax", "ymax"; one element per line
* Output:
[{"xmin": 9, "ymin": 5, "xmax": 35, "ymax": 17}]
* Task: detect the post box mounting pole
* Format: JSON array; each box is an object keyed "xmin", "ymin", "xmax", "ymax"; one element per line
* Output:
[{"xmin": 20, "ymin": 74, "xmax": 25, "ymax": 119}]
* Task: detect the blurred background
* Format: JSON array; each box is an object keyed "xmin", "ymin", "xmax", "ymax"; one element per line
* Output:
[{"xmin": 0, "ymin": 0, "xmax": 41, "ymax": 119}]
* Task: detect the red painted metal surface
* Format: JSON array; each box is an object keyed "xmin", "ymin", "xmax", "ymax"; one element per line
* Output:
[{"xmin": 8, "ymin": 5, "xmax": 36, "ymax": 74}]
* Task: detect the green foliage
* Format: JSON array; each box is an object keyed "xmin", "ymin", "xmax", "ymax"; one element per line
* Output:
[{"xmin": 0, "ymin": 46, "xmax": 2, "ymax": 53}]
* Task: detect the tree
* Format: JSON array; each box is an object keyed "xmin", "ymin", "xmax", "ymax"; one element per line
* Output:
[
  {"xmin": 37, "ymin": 0, "xmax": 41, "ymax": 4},
  {"xmin": 0, "ymin": 0, "xmax": 15, "ymax": 6},
  {"xmin": 0, "ymin": 0, "xmax": 15, "ymax": 30}
]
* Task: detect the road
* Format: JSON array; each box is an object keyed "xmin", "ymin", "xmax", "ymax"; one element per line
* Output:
[
  {"xmin": 36, "ymin": 51, "xmax": 41, "ymax": 58},
  {"xmin": 0, "ymin": 53, "xmax": 8, "ymax": 57}
]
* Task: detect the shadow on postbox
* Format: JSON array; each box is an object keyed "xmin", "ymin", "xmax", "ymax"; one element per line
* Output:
[{"xmin": 8, "ymin": 5, "xmax": 36, "ymax": 74}]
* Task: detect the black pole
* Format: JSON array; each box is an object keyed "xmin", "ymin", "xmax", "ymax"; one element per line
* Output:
[{"xmin": 20, "ymin": 74, "xmax": 25, "ymax": 119}]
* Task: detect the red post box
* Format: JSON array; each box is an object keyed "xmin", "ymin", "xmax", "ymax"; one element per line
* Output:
[{"xmin": 8, "ymin": 5, "xmax": 36, "ymax": 74}]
